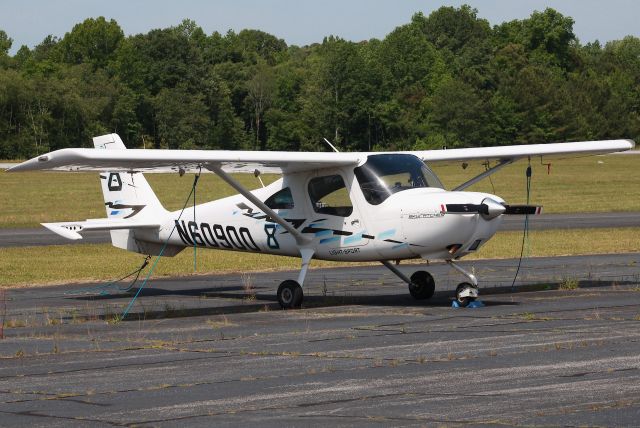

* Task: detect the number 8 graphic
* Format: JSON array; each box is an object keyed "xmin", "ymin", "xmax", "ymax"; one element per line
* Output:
[{"xmin": 264, "ymin": 224, "xmax": 280, "ymax": 249}]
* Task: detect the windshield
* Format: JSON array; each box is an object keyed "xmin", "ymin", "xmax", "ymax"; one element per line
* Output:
[{"xmin": 354, "ymin": 154, "xmax": 444, "ymax": 205}]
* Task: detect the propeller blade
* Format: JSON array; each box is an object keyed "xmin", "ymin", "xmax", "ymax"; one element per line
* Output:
[
  {"xmin": 445, "ymin": 201, "xmax": 541, "ymax": 218},
  {"xmin": 445, "ymin": 199, "xmax": 506, "ymax": 220},
  {"xmin": 444, "ymin": 203, "xmax": 485, "ymax": 214},
  {"xmin": 503, "ymin": 205, "xmax": 542, "ymax": 215}
]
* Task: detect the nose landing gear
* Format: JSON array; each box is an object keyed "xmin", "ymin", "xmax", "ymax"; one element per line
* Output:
[
  {"xmin": 455, "ymin": 282, "xmax": 479, "ymax": 307},
  {"xmin": 381, "ymin": 259, "xmax": 481, "ymax": 306},
  {"xmin": 448, "ymin": 260, "xmax": 479, "ymax": 307}
]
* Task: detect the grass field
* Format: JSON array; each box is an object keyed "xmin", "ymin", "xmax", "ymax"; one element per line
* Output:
[
  {"xmin": 1, "ymin": 153, "xmax": 639, "ymax": 228},
  {"xmin": 1, "ymin": 227, "xmax": 639, "ymax": 287},
  {"xmin": 0, "ymin": 170, "xmax": 281, "ymax": 228},
  {"xmin": 431, "ymin": 153, "xmax": 640, "ymax": 213}
]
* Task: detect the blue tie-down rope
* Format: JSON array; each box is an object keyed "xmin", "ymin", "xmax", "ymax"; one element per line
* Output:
[
  {"xmin": 119, "ymin": 170, "xmax": 201, "ymax": 321},
  {"xmin": 64, "ymin": 256, "xmax": 151, "ymax": 296}
]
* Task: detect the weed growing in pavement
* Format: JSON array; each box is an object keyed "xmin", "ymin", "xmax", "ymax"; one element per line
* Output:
[{"xmin": 559, "ymin": 278, "xmax": 579, "ymax": 290}]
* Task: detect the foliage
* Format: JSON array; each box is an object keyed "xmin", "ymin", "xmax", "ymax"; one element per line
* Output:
[{"xmin": 0, "ymin": 7, "xmax": 639, "ymax": 158}]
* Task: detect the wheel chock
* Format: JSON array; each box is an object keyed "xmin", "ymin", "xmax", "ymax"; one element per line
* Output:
[{"xmin": 451, "ymin": 300, "xmax": 485, "ymax": 308}]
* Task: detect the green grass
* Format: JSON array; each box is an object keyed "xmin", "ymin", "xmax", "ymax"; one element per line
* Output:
[
  {"xmin": 0, "ymin": 171, "xmax": 280, "ymax": 228},
  {"xmin": 431, "ymin": 153, "xmax": 640, "ymax": 213},
  {"xmin": 0, "ymin": 244, "xmax": 344, "ymax": 287},
  {"xmin": 464, "ymin": 227, "xmax": 640, "ymax": 260},
  {"xmin": 1, "ymin": 227, "xmax": 639, "ymax": 287}
]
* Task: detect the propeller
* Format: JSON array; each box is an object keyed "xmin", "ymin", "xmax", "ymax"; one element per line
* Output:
[
  {"xmin": 503, "ymin": 205, "xmax": 542, "ymax": 215},
  {"xmin": 445, "ymin": 198, "xmax": 542, "ymax": 220}
]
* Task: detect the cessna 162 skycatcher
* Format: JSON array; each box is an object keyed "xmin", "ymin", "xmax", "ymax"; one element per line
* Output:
[{"xmin": 8, "ymin": 134, "xmax": 634, "ymax": 308}]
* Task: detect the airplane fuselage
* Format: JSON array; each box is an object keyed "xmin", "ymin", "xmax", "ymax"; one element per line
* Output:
[{"xmin": 130, "ymin": 163, "xmax": 504, "ymax": 263}]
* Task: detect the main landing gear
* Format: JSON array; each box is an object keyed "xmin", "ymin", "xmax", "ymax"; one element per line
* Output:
[
  {"xmin": 277, "ymin": 280, "xmax": 303, "ymax": 309},
  {"xmin": 408, "ymin": 271, "xmax": 435, "ymax": 300},
  {"xmin": 277, "ymin": 248, "xmax": 314, "ymax": 309},
  {"xmin": 381, "ymin": 259, "xmax": 479, "ymax": 306}
]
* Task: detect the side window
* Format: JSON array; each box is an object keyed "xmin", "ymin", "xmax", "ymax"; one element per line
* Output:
[
  {"xmin": 308, "ymin": 175, "xmax": 353, "ymax": 217},
  {"xmin": 264, "ymin": 187, "xmax": 294, "ymax": 209}
]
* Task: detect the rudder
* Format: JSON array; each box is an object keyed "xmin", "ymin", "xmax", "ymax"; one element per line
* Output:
[
  {"xmin": 93, "ymin": 134, "xmax": 178, "ymax": 255},
  {"xmin": 93, "ymin": 134, "xmax": 166, "ymax": 220}
]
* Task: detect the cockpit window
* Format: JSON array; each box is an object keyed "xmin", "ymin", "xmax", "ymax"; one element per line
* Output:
[
  {"xmin": 264, "ymin": 187, "xmax": 294, "ymax": 209},
  {"xmin": 308, "ymin": 175, "xmax": 353, "ymax": 217},
  {"xmin": 354, "ymin": 154, "xmax": 444, "ymax": 205}
]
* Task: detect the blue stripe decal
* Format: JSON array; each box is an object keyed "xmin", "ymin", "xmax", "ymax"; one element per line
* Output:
[
  {"xmin": 392, "ymin": 242, "xmax": 409, "ymax": 250},
  {"xmin": 320, "ymin": 236, "xmax": 340, "ymax": 245},
  {"xmin": 314, "ymin": 229, "xmax": 332, "ymax": 237},
  {"xmin": 344, "ymin": 232, "xmax": 363, "ymax": 245},
  {"xmin": 110, "ymin": 210, "xmax": 120, "ymax": 215},
  {"xmin": 378, "ymin": 229, "xmax": 396, "ymax": 240}
]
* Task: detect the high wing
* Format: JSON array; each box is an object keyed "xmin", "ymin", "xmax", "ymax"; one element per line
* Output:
[
  {"xmin": 7, "ymin": 147, "xmax": 363, "ymax": 174},
  {"xmin": 6, "ymin": 137, "xmax": 634, "ymax": 174},
  {"xmin": 406, "ymin": 139, "xmax": 635, "ymax": 164}
]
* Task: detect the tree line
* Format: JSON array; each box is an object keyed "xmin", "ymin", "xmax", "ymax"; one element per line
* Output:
[{"xmin": 0, "ymin": 5, "xmax": 638, "ymax": 159}]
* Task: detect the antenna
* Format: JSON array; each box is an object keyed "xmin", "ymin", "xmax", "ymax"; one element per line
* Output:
[
  {"xmin": 323, "ymin": 138, "xmax": 340, "ymax": 153},
  {"xmin": 254, "ymin": 169, "xmax": 265, "ymax": 188}
]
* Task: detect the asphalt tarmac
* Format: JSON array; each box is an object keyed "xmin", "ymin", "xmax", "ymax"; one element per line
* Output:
[
  {"xmin": 1, "ymin": 211, "xmax": 639, "ymax": 248},
  {"xmin": 1, "ymin": 253, "xmax": 639, "ymax": 426}
]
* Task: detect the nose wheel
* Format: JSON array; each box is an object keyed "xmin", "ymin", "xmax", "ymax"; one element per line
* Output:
[
  {"xmin": 277, "ymin": 280, "xmax": 303, "ymax": 309},
  {"xmin": 455, "ymin": 282, "xmax": 478, "ymax": 307},
  {"xmin": 448, "ymin": 260, "xmax": 480, "ymax": 307}
]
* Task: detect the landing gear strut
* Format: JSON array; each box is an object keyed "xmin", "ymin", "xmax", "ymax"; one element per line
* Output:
[
  {"xmin": 381, "ymin": 261, "xmax": 435, "ymax": 301},
  {"xmin": 382, "ymin": 259, "xmax": 481, "ymax": 306},
  {"xmin": 277, "ymin": 247, "xmax": 314, "ymax": 309}
]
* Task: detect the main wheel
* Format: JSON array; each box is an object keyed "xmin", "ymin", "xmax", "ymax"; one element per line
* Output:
[
  {"xmin": 408, "ymin": 271, "xmax": 435, "ymax": 300},
  {"xmin": 277, "ymin": 280, "xmax": 303, "ymax": 309},
  {"xmin": 455, "ymin": 282, "xmax": 478, "ymax": 307}
]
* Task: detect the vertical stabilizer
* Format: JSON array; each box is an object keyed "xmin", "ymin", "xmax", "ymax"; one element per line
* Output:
[
  {"xmin": 94, "ymin": 134, "xmax": 166, "ymax": 220},
  {"xmin": 93, "ymin": 134, "xmax": 169, "ymax": 253}
]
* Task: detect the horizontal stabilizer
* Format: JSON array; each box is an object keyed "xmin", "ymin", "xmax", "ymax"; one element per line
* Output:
[{"xmin": 42, "ymin": 219, "xmax": 161, "ymax": 241}]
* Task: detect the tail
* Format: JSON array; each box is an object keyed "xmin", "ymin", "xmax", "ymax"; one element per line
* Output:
[
  {"xmin": 94, "ymin": 134, "xmax": 165, "ymax": 220},
  {"xmin": 37, "ymin": 134, "xmax": 182, "ymax": 256},
  {"xmin": 90, "ymin": 134, "xmax": 182, "ymax": 256}
]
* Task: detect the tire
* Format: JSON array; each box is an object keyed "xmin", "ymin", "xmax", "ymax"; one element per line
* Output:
[
  {"xmin": 277, "ymin": 280, "xmax": 303, "ymax": 309},
  {"xmin": 408, "ymin": 271, "xmax": 435, "ymax": 300},
  {"xmin": 455, "ymin": 282, "xmax": 477, "ymax": 307}
]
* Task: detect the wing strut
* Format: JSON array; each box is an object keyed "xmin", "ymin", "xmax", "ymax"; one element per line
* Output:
[
  {"xmin": 206, "ymin": 164, "xmax": 311, "ymax": 245},
  {"xmin": 452, "ymin": 159, "xmax": 514, "ymax": 191}
]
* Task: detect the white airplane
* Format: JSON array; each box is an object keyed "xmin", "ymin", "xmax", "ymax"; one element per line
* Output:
[{"xmin": 7, "ymin": 134, "xmax": 634, "ymax": 308}]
